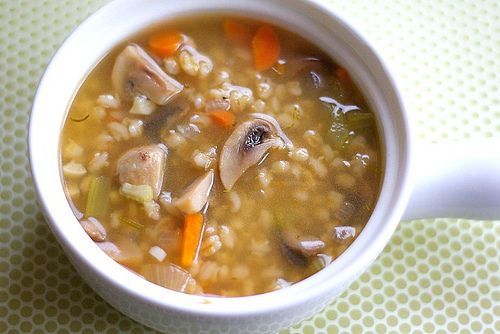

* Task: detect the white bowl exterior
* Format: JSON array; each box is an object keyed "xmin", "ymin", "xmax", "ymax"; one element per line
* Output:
[{"xmin": 29, "ymin": 0, "xmax": 412, "ymax": 332}]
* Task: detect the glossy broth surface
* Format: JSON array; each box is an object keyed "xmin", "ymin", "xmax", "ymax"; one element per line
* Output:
[{"xmin": 61, "ymin": 15, "xmax": 381, "ymax": 296}]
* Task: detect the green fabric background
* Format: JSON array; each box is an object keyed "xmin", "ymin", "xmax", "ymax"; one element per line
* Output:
[{"xmin": 0, "ymin": 0, "xmax": 498, "ymax": 333}]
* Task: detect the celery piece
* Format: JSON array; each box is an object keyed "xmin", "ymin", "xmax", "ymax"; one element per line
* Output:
[
  {"xmin": 345, "ymin": 112, "xmax": 374, "ymax": 130},
  {"xmin": 119, "ymin": 217, "xmax": 145, "ymax": 230},
  {"xmin": 85, "ymin": 176, "xmax": 111, "ymax": 218},
  {"xmin": 119, "ymin": 183, "xmax": 153, "ymax": 203}
]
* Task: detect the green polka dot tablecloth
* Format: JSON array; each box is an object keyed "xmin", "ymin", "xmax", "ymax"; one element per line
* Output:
[{"xmin": 0, "ymin": 0, "xmax": 499, "ymax": 333}]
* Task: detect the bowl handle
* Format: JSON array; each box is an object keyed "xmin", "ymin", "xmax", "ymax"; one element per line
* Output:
[{"xmin": 402, "ymin": 139, "xmax": 500, "ymax": 221}]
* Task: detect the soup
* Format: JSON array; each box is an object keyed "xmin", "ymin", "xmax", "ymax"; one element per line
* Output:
[{"xmin": 60, "ymin": 15, "xmax": 381, "ymax": 297}]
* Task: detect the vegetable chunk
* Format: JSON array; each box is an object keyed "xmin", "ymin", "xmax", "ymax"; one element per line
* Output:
[
  {"xmin": 117, "ymin": 145, "xmax": 167, "ymax": 198},
  {"xmin": 181, "ymin": 213, "xmax": 204, "ymax": 267},
  {"xmin": 174, "ymin": 170, "xmax": 214, "ymax": 214},
  {"xmin": 112, "ymin": 44, "xmax": 183, "ymax": 105},
  {"xmin": 252, "ymin": 25, "xmax": 281, "ymax": 71}
]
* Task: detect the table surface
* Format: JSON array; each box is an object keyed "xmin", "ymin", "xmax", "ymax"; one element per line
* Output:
[{"xmin": 0, "ymin": 0, "xmax": 498, "ymax": 333}]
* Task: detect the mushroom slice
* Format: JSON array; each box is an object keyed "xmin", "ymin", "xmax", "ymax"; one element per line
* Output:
[
  {"xmin": 250, "ymin": 113, "xmax": 293, "ymax": 149},
  {"xmin": 174, "ymin": 169, "xmax": 214, "ymax": 214},
  {"xmin": 287, "ymin": 56, "xmax": 328, "ymax": 90},
  {"xmin": 112, "ymin": 44, "xmax": 183, "ymax": 105},
  {"xmin": 117, "ymin": 144, "xmax": 167, "ymax": 198},
  {"xmin": 219, "ymin": 114, "xmax": 292, "ymax": 190},
  {"xmin": 281, "ymin": 228, "xmax": 325, "ymax": 257},
  {"xmin": 280, "ymin": 228, "xmax": 325, "ymax": 266},
  {"xmin": 147, "ymin": 99, "xmax": 189, "ymax": 141}
]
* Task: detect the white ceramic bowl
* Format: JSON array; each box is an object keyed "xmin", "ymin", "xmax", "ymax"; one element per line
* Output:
[{"xmin": 29, "ymin": 0, "xmax": 500, "ymax": 332}]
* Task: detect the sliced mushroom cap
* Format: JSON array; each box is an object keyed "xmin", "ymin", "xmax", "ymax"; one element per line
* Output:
[
  {"xmin": 116, "ymin": 144, "xmax": 167, "ymax": 198},
  {"xmin": 250, "ymin": 113, "xmax": 293, "ymax": 149},
  {"xmin": 280, "ymin": 242, "xmax": 308, "ymax": 266},
  {"xmin": 173, "ymin": 169, "xmax": 214, "ymax": 214},
  {"xmin": 146, "ymin": 98, "xmax": 189, "ymax": 141},
  {"xmin": 219, "ymin": 114, "xmax": 292, "ymax": 190},
  {"xmin": 287, "ymin": 56, "xmax": 328, "ymax": 90},
  {"xmin": 112, "ymin": 44, "xmax": 183, "ymax": 105},
  {"xmin": 281, "ymin": 228, "xmax": 325, "ymax": 257}
]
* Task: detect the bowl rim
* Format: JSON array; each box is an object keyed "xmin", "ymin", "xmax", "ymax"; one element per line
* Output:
[{"xmin": 28, "ymin": 0, "xmax": 413, "ymax": 317}]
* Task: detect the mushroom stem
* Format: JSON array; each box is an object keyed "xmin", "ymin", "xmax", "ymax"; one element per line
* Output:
[
  {"xmin": 174, "ymin": 170, "xmax": 215, "ymax": 214},
  {"xmin": 116, "ymin": 144, "xmax": 167, "ymax": 198}
]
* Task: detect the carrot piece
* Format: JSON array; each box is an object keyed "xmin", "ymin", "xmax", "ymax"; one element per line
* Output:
[
  {"xmin": 181, "ymin": 213, "xmax": 204, "ymax": 267},
  {"xmin": 148, "ymin": 31, "xmax": 184, "ymax": 57},
  {"xmin": 335, "ymin": 67, "xmax": 350, "ymax": 82},
  {"xmin": 209, "ymin": 110, "xmax": 235, "ymax": 128},
  {"xmin": 252, "ymin": 25, "xmax": 281, "ymax": 71},
  {"xmin": 224, "ymin": 19, "xmax": 253, "ymax": 44}
]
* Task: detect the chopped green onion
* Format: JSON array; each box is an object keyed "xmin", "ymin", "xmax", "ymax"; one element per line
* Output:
[
  {"xmin": 119, "ymin": 183, "xmax": 153, "ymax": 203},
  {"xmin": 85, "ymin": 176, "xmax": 111, "ymax": 218},
  {"xmin": 119, "ymin": 217, "xmax": 145, "ymax": 230}
]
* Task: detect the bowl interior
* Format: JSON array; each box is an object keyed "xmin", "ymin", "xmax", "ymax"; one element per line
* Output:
[{"xmin": 29, "ymin": 0, "xmax": 411, "ymax": 316}]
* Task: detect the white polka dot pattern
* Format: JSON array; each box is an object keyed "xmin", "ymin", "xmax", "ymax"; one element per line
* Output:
[{"xmin": 0, "ymin": 0, "xmax": 498, "ymax": 333}]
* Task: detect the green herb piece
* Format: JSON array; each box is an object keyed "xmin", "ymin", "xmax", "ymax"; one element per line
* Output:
[
  {"xmin": 70, "ymin": 114, "xmax": 90, "ymax": 122},
  {"xmin": 292, "ymin": 106, "xmax": 301, "ymax": 127},
  {"xmin": 119, "ymin": 217, "xmax": 145, "ymax": 230},
  {"xmin": 85, "ymin": 176, "xmax": 111, "ymax": 218}
]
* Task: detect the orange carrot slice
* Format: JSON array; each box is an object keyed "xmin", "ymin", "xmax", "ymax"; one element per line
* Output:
[
  {"xmin": 224, "ymin": 19, "xmax": 253, "ymax": 45},
  {"xmin": 335, "ymin": 67, "xmax": 350, "ymax": 82},
  {"xmin": 252, "ymin": 25, "xmax": 281, "ymax": 71},
  {"xmin": 148, "ymin": 31, "xmax": 184, "ymax": 57},
  {"xmin": 181, "ymin": 213, "xmax": 203, "ymax": 267},
  {"xmin": 209, "ymin": 110, "xmax": 235, "ymax": 128}
]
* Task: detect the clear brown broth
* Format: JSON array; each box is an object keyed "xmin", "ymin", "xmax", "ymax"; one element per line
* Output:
[{"xmin": 60, "ymin": 15, "xmax": 382, "ymax": 296}]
